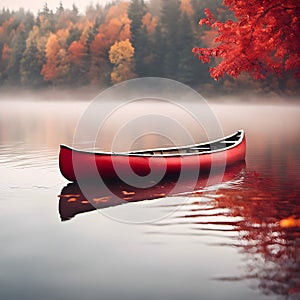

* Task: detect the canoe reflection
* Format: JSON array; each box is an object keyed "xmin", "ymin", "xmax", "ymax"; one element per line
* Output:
[{"xmin": 58, "ymin": 162, "xmax": 246, "ymax": 221}]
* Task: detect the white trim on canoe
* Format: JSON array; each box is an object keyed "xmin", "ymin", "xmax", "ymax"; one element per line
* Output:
[{"xmin": 60, "ymin": 130, "xmax": 245, "ymax": 157}]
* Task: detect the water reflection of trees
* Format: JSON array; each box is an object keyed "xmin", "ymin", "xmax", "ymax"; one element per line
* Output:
[{"xmin": 183, "ymin": 172, "xmax": 300, "ymax": 299}]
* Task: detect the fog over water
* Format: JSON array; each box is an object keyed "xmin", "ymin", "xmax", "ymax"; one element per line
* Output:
[{"xmin": 1, "ymin": 86, "xmax": 299, "ymax": 102}]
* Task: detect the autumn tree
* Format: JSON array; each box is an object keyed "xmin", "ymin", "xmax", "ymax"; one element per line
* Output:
[
  {"xmin": 193, "ymin": 0, "xmax": 300, "ymax": 80},
  {"xmin": 67, "ymin": 39, "xmax": 88, "ymax": 84},
  {"xmin": 40, "ymin": 32, "xmax": 61, "ymax": 82},
  {"xmin": 89, "ymin": 2, "xmax": 131, "ymax": 84},
  {"xmin": 41, "ymin": 29, "xmax": 69, "ymax": 84},
  {"xmin": 109, "ymin": 39, "xmax": 135, "ymax": 84}
]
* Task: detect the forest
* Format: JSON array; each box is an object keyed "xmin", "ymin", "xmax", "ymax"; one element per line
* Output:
[{"xmin": 0, "ymin": 0, "xmax": 299, "ymax": 95}]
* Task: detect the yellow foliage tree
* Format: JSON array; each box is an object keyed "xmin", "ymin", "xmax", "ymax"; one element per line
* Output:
[
  {"xmin": 109, "ymin": 39, "xmax": 135, "ymax": 84},
  {"xmin": 41, "ymin": 33, "xmax": 60, "ymax": 81}
]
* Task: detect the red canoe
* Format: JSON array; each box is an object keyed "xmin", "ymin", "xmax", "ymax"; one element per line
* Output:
[{"xmin": 59, "ymin": 130, "xmax": 246, "ymax": 182}]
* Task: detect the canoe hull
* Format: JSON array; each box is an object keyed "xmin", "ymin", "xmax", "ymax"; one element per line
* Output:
[{"xmin": 59, "ymin": 134, "xmax": 246, "ymax": 182}]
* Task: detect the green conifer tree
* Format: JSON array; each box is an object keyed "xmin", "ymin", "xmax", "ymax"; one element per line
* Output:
[
  {"xmin": 177, "ymin": 12, "xmax": 199, "ymax": 86},
  {"xmin": 160, "ymin": 0, "xmax": 181, "ymax": 78},
  {"xmin": 128, "ymin": 0, "xmax": 148, "ymax": 76},
  {"xmin": 151, "ymin": 24, "xmax": 165, "ymax": 77}
]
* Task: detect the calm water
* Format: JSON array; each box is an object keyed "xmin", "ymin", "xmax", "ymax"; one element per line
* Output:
[{"xmin": 0, "ymin": 98, "xmax": 299, "ymax": 300}]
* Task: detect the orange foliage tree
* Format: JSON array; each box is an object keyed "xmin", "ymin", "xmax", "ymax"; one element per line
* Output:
[
  {"xmin": 41, "ymin": 33, "xmax": 60, "ymax": 81},
  {"xmin": 68, "ymin": 40, "xmax": 85, "ymax": 61},
  {"xmin": 89, "ymin": 2, "xmax": 131, "ymax": 84},
  {"xmin": 41, "ymin": 29, "xmax": 69, "ymax": 83},
  {"xmin": 142, "ymin": 12, "xmax": 157, "ymax": 34},
  {"xmin": 0, "ymin": 43, "xmax": 11, "ymax": 81}
]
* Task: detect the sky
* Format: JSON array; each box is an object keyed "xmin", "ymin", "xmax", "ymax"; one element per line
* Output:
[{"xmin": 0, "ymin": 0, "xmax": 111, "ymax": 14}]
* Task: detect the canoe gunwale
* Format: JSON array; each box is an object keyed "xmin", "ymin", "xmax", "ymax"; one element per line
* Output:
[{"xmin": 60, "ymin": 130, "xmax": 244, "ymax": 158}]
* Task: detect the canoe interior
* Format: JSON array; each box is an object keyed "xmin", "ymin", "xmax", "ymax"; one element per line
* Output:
[
  {"xmin": 127, "ymin": 130, "xmax": 244, "ymax": 157},
  {"xmin": 60, "ymin": 130, "xmax": 244, "ymax": 157}
]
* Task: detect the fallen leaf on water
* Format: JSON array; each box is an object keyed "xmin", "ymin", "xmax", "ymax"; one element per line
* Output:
[
  {"xmin": 58, "ymin": 194, "xmax": 80, "ymax": 198},
  {"xmin": 153, "ymin": 193, "xmax": 166, "ymax": 197},
  {"xmin": 93, "ymin": 196, "xmax": 112, "ymax": 203},
  {"xmin": 280, "ymin": 216, "xmax": 300, "ymax": 228},
  {"xmin": 122, "ymin": 191, "xmax": 135, "ymax": 196},
  {"xmin": 67, "ymin": 197, "xmax": 78, "ymax": 203}
]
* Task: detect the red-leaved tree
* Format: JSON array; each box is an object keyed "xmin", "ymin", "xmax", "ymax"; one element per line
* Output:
[{"xmin": 193, "ymin": 0, "xmax": 300, "ymax": 80}]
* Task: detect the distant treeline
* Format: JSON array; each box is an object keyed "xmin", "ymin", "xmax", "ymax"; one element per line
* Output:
[{"xmin": 0, "ymin": 0, "xmax": 298, "ymax": 94}]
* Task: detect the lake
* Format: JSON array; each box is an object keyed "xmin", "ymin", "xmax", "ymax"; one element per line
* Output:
[{"xmin": 0, "ymin": 95, "xmax": 299, "ymax": 300}]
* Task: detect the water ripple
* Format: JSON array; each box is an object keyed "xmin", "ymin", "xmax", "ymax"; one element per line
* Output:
[
  {"xmin": 0, "ymin": 143, "xmax": 58, "ymax": 169},
  {"xmin": 143, "ymin": 170, "xmax": 300, "ymax": 298}
]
